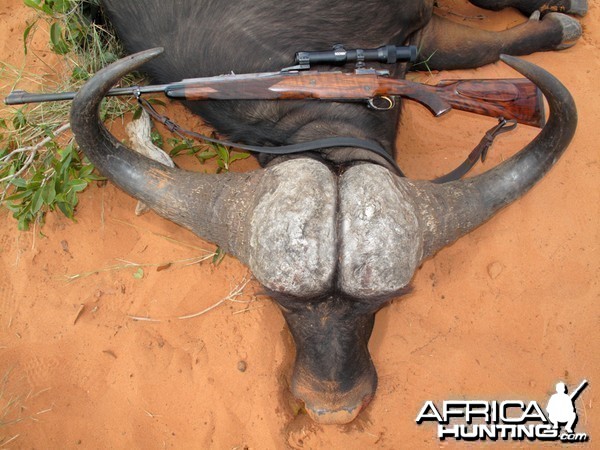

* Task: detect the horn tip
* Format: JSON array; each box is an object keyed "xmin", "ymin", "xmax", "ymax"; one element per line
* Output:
[
  {"xmin": 145, "ymin": 47, "xmax": 165, "ymax": 57},
  {"xmin": 499, "ymin": 54, "xmax": 520, "ymax": 66},
  {"xmin": 129, "ymin": 47, "xmax": 165, "ymax": 64}
]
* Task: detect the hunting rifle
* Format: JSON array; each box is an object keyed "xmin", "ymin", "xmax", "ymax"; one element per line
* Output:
[{"xmin": 4, "ymin": 45, "xmax": 545, "ymax": 128}]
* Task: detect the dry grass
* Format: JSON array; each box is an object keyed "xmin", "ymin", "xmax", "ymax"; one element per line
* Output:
[
  {"xmin": 0, "ymin": 368, "xmax": 53, "ymax": 448},
  {"xmin": 128, "ymin": 274, "xmax": 256, "ymax": 322}
]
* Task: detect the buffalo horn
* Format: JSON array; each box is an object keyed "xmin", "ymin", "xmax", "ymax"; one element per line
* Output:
[
  {"xmin": 409, "ymin": 55, "xmax": 577, "ymax": 260},
  {"xmin": 70, "ymin": 48, "xmax": 267, "ymax": 259}
]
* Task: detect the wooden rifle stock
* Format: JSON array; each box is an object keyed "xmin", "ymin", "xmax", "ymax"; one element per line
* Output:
[
  {"xmin": 420, "ymin": 78, "xmax": 545, "ymax": 128},
  {"xmin": 5, "ymin": 70, "xmax": 545, "ymax": 127},
  {"xmin": 165, "ymin": 70, "xmax": 450, "ymax": 117}
]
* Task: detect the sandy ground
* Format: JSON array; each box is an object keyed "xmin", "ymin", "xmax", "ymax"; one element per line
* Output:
[{"xmin": 0, "ymin": 0, "xmax": 598, "ymax": 448}]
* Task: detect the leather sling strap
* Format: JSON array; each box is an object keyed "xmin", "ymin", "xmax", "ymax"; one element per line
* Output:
[
  {"xmin": 136, "ymin": 94, "xmax": 516, "ymax": 183},
  {"xmin": 136, "ymin": 95, "xmax": 404, "ymax": 176},
  {"xmin": 432, "ymin": 118, "xmax": 517, "ymax": 183}
]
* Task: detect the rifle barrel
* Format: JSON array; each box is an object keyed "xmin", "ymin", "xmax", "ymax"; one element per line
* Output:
[{"xmin": 4, "ymin": 84, "xmax": 169, "ymax": 105}]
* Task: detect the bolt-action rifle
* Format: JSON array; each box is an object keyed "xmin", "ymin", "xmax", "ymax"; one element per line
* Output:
[{"xmin": 4, "ymin": 45, "xmax": 545, "ymax": 128}]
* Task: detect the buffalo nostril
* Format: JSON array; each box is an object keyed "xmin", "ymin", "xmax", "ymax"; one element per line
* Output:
[
  {"xmin": 305, "ymin": 402, "xmax": 364, "ymax": 425},
  {"xmin": 300, "ymin": 393, "xmax": 373, "ymax": 425},
  {"xmin": 291, "ymin": 369, "xmax": 377, "ymax": 424}
]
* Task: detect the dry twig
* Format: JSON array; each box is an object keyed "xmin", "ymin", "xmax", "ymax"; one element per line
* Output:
[
  {"xmin": 0, "ymin": 123, "xmax": 70, "ymax": 185},
  {"xmin": 177, "ymin": 276, "xmax": 252, "ymax": 320},
  {"xmin": 127, "ymin": 275, "xmax": 254, "ymax": 322}
]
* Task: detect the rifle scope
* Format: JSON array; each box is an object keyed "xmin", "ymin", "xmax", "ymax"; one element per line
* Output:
[{"xmin": 294, "ymin": 44, "xmax": 417, "ymax": 67}]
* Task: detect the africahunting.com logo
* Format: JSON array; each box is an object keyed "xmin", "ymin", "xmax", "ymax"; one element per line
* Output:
[{"xmin": 416, "ymin": 380, "xmax": 589, "ymax": 443}]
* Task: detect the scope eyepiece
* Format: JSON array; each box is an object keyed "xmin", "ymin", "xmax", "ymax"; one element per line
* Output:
[{"xmin": 294, "ymin": 44, "xmax": 417, "ymax": 67}]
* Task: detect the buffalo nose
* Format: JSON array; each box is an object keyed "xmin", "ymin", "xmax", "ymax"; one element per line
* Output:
[
  {"xmin": 295, "ymin": 386, "xmax": 374, "ymax": 425},
  {"xmin": 291, "ymin": 372, "xmax": 377, "ymax": 424}
]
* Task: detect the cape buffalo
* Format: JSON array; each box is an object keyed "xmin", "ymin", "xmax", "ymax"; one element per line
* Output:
[{"xmin": 70, "ymin": 0, "xmax": 583, "ymax": 424}]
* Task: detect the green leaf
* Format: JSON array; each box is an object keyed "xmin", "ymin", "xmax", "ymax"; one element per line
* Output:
[
  {"xmin": 5, "ymin": 190, "xmax": 33, "ymax": 201},
  {"xmin": 102, "ymin": 52, "xmax": 118, "ymax": 64},
  {"xmin": 85, "ymin": 173, "xmax": 105, "ymax": 182},
  {"xmin": 52, "ymin": 0, "xmax": 71, "ymax": 14},
  {"xmin": 57, "ymin": 201, "xmax": 74, "ymax": 219},
  {"xmin": 169, "ymin": 143, "xmax": 192, "ymax": 156},
  {"xmin": 71, "ymin": 66, "xmax": 89, "ymax": 82},
  {"xmin": 229, "ymin": 152, "xmax": 251, "ymax": 164},
  {"xmin": 150, "ymin": 130, "xmax": 163, "ymax": 148},
  {"xmin": 23, "ymin": 0, "xmax": 44, "ymax": 12},
  {"xmin": 31, "ymin": 188, "xmax": 44, "ymax": 214},
  {"xmin": 10, "ymin": 178, "xmax": 28, "ymax": 188},
  {"xmin": 49, "ymin": 22, "xmax": 70, "ymax": 55},
  {"xmin": 133, "ymin": 267, "xmax": 144, "ymax": 279},
  {"xmin": 67, "ymin": 179, "xmax": 88, "ymax": 193},
  {"xmin": 59, "ymin": 143, "xmax": 74, "ymax": 162},
  {"xmin": 42, "ymin": 183, "xmax": 56, "ymax": 205},
  {"xmin": 78, "ymin": 163, "xmax": 95, "ymax": 178},
  {"xmin": 195, "ymin": 150, "xmax": 217, "ymax": 162},
  {"xmin": 212, "ymin": 246, "xmax": 226, "ymax": 265},
  {"xmin": 13, "ymin": 200, "xmax": 32, "ymax": 218},
  {"xmin": 132, "ymin": 107, "xmax": 142, "ymax": 120},
  {"xmin": 147, "ymin": 98, "xmax": 166, "ymax": 107},
  {"xmin": 49, "ymin": 21, "xmax": 62, "ymax": 45},
  {"xmin": 4, "ymin": 203, "xmax": 19, "ymax": 214},
  {"xmin": 17, "ymin": 215, "xmax": 32, "ymax": 231},
  {"xmin": 22, "ymin": 20, "xmax": 36, "ymax": 55},
  {"xmin": 12, "ymin": 110, "xmax": 27, "ymax": 130},
  {"xmin": 214, "ymin": 144, "xmax": 230, "ymax": 164}
]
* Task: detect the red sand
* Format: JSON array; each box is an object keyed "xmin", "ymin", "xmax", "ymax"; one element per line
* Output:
[{"xmin": 1, "ymin": 1, "xmax": 598, "ymax": 448}]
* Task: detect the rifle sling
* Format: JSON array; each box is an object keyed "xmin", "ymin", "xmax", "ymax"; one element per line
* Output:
[
  {"xmin": 432, "ymin": 118, "xmax": 517, "ymax": 184},
  {"xmin": 137, "ymin": 95, "xmax": 515, "ymax": 183},
  {"xmin": 136, "ymin": 95, "xmax": 404, "ymax": 175}
]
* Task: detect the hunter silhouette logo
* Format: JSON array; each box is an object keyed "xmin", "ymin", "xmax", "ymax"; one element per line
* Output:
[
  {"xmin": 416, "ymin": 379, "xmax": 590, "ymax": 443},
  {"xmin": 546, "ymin": 380, "xmax": 588, "ymax": 434}
]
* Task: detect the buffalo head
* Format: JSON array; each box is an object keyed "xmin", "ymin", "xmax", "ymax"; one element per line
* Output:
[{"xmin": 69, "ymin": 48, "xmax": 576, "ymax": 424}]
